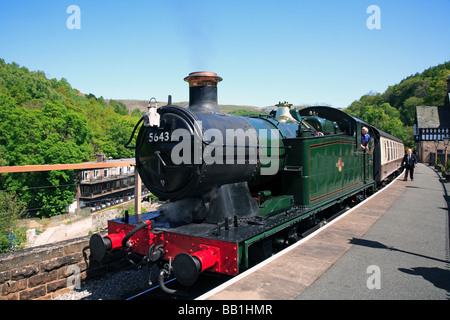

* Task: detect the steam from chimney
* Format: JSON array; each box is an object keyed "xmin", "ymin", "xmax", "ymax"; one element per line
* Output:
[{"xmin": 168, "ymin": 2, "xmax": 217, "ymax": 70}]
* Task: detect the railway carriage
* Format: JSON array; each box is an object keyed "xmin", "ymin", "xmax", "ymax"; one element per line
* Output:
[
  {"xmin": 374, "ymin": 130, "xmax": 404, "ymax": 182},
  {"xmin": 89, "ymin": 72, "xmax": 404, "ymax": 292}
]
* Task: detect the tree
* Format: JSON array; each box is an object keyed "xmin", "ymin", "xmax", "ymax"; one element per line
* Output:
[
  {"xmin": 227, "ymin": 109, "xmax": 268, "ymax": 117},
  {"xmin": 131, "ymin": 108, "xmax": 144, "ymax": 118},
  {"xmin": 346, "ymin": 61, "xmax": 450, "ymax": 149},
  {"xmin": 0, "ymin": 98, "xmax": 93, "ymax": 217},
  {"xmin": 344, "ymin": 103, "xmax": 413, "ymax": 148},
  {"xmin": 400, "ymin": 96, "xmax": 424, "ymax": 126},
  {"xmin": 0, "ymin": 192, "xmax": 27, "ymax": 253},
  {"xmin": 109, "ymin": 99, "xmax": 129, "ymax": 116}
]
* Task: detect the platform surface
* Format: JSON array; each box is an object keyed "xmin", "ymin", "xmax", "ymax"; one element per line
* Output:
[{"xmin": 201, "ymin": 164, "xmax": 450, "ymax": 300}]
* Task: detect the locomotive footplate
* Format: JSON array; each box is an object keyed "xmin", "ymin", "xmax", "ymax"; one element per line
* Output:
[
  {"xmin": 102, "ymin": 180, "xmax": 372, "ymax": 277},
  {"xmin": 105, "ymin": 204, "xmax": 312, "ymax": 273}
]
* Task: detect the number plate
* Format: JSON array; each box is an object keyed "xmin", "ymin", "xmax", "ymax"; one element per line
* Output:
[{"xmin": 148, "ymin": 131, "xmax": 171, "ymax": 143}]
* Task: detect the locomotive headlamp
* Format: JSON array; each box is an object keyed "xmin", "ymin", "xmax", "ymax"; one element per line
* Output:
[{"xmin": 144, "ymin": 97, "xmax": 160, "ymax": 127}]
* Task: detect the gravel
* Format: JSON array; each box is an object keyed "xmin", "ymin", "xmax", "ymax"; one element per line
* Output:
[{"xmin": 54, "ymin": 266, "xmax": 158, "ymax": 300}]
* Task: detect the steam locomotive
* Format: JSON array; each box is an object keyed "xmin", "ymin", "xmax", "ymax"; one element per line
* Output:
[{"xmin": 89, "ymin": 72, "xmax": 404, "ymax": 292}]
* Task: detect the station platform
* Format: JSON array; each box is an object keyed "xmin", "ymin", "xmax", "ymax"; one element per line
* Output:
[{"xmin": 199, "ymin": 164, "xmax": 450, "ymax": 300}]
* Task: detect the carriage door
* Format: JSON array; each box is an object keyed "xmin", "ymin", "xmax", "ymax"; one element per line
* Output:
[
  {"xmin": 363, "ymin": 129, "xmax": 373, "ymax": 183},
  {"xmin": 357, "ymin": 123, "xmax": 371, "ymax": 183}
]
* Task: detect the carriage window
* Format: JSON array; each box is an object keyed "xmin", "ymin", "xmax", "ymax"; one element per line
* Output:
[
  {"xmin": 388, "ymin": 142, "xmax": 390, "ymax": 161},
  {"xmin": 385, "ymin": 142, "xmax": 388, "ymax": 162},
  {"xmin": 389, "ymin": 141, "xmax": 392, "ymax": 161},
  {"xmin": 387, "ymin": 142, "xmax": 390, "ymax": 161}
]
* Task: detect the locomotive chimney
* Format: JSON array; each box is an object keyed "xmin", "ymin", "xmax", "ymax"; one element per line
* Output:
[{"xmin": 184, "ymin": 71, "xmax": 223, "ymax": 113}]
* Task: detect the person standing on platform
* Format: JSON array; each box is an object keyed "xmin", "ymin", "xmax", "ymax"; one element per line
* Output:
[{"xmin": 401, "ymin": 149, "xmax": 417, "ymax": 181}]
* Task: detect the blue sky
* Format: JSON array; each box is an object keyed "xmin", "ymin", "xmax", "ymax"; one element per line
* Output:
[{"xmin": 1, "ymin": 0, "xmax": 449, "ymax": 108}]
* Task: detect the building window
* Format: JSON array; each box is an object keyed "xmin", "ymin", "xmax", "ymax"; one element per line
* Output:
[
  {"xmin": 81, "ymin": 185, "xmax": 89, "ymax": 194},
  {"xmin": 82, "ymin": 171, "xmax": 89, "ymax": 181},
  {"xmin": 94, "ymin": 169, "xmax": 99, "ymax": 179}
]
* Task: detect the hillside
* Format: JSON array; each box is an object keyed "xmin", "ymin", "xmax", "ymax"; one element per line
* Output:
[
  {"xmin": 1, "ymin": 57, "xmax": 449, "ymax": 220},
  {"xmin": 0, "ymin": 59, "xmax": 143, "ymax": 218},
  {"xmin": 344, "ymin": 61, "xmax": 450, "ymax": 148},
  {"xmin": 105, "ymin": 98, "xmax": 263, "ymax": 114}
]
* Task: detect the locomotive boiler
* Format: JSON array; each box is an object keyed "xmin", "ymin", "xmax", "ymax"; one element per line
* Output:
[{"xmin": 89, "ymin": 72, "xmax": 403, "ymax": 291}]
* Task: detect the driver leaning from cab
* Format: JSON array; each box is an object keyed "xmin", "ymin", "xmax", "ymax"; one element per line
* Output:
[{"xmin": 361, "ymin": 127, "xmax": 370, "ymax": 150}]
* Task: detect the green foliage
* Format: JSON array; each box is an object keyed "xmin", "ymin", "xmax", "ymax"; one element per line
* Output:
[
  {"xmin": 0, "ymin": 191, "xmax": 27, "ymax": 253},
  {"xmin": 345, "ymin": 100, "xmax": 414, "ymax": 148},
  {"xmin": 131, "ymin": 108, "xmax": 145, "ymax": 118},
  {"xmin": 1, "ymin": 58, "xmax": 448, "ymax": 217},
  {"xmin": 0, "ymin": 59, "xmax": 141, "ymax": 217},
  {"xmin": 109, "ymin": 99, "xmax": 129, "ymax": 116},
  {"xmin": 227, "ymin": 109, "xmax": 268, "ymax": 117},
  {"xmin": 345, "ymin": 61, "xmax": 450, "ymax": 149},
  {"xmin": 382, "ymin": 61, "xmax": 450, "ymax": 125}
]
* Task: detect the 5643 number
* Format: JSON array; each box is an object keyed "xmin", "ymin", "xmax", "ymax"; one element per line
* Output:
[{"xmin": 148, "ymin": 131, "xmax": 170, "ymax": 143}]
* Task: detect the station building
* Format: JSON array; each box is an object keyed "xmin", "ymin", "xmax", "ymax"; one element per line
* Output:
[
  {"xmin": 74, "ymin": 154, "xmax": 147, "ymax": 212},
  {"xmin": 414, "ymin": 75, "xmax": 450, "ymax": 164}
]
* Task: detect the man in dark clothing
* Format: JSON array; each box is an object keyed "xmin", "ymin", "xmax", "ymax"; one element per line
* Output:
[{"xmin": 401, "ymin": 149, "xmax": 418, "ymax": 181}]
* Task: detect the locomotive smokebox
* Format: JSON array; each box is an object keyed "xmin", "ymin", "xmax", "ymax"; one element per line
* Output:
[
  {"xmin": 135, "ymin": 71, "xmax": 260, "ymax": 221},
  {"xmin": 184, "ymin": 71, "xmax": 223, "ymax": 113}
]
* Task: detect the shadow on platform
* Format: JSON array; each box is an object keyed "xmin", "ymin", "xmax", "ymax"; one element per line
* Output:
[
  {"xmin": 348, "ymin": 237, "xmax": 449, "ymax": 264},
  {"xmin": 349, "ymin": 237, "xmax": 450, "ymax": 297},
  {"xmin": 397, "ymin": 267, "xmax": 450, "ymax": 295}
]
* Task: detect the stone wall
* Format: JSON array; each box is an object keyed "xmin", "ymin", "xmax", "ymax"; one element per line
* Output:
[{"xmin": 0, "ymin": 234, "xmax": 127, "ymax": 300}]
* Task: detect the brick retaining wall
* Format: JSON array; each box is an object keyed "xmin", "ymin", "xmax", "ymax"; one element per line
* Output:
[{"xmin": 0, "ymin": 235, "xmax": 128, "ymax": 300}]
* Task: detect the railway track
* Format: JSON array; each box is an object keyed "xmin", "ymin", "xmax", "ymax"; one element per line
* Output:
[
  {"xmin": 124, "ymin": 172, "xmax": 401, "ymax": 301},
  {"xmin": 125, "ymin": 272, "xmax": 231, "ymax": 300},
  {"xmin": 125, "ymin": 203, "xmax": 353, "ymax": 300}
]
